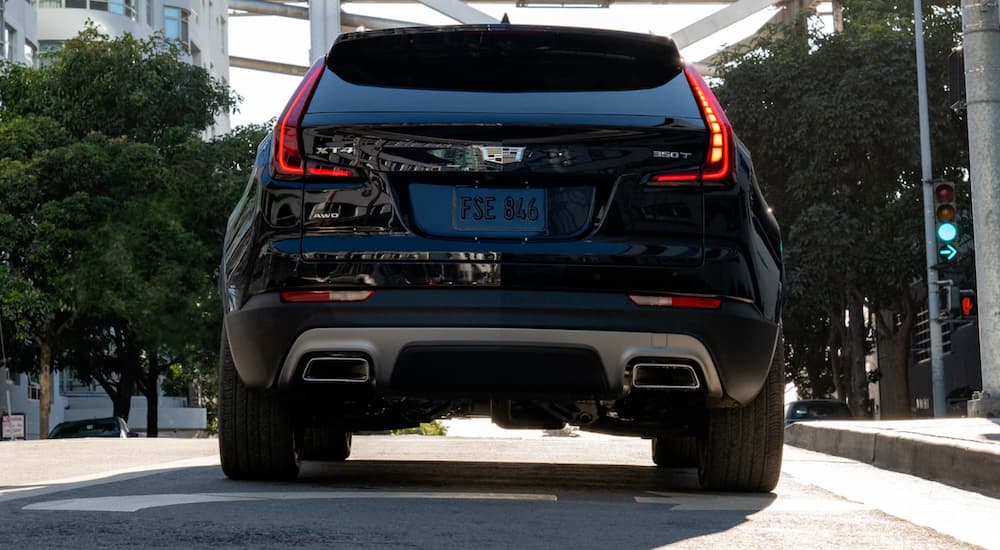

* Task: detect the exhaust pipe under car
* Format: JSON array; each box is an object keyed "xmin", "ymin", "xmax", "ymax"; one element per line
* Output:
[
  {"xmin": 631, "ymin": 363, "xmax": 701, "ymax": 390},
  {"xmin": 301, "ymin": 356, "xmax": 371, "ymax": 383}
]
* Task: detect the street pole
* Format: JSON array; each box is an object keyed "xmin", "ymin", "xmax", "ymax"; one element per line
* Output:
[
  {"xmin": 963, "ymin": 0, "xmax": 1000, "ymax": 418},
  {"xmin": 915, "ymin": 0, "xmax": 949, "ymax": 417},
  {"xmin": 308, "ymin": 0, "xmax": 341, "ymax": 62}
]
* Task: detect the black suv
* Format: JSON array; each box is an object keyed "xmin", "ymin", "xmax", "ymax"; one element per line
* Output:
[{"xmin": 219, "ymin": 25, "xmax": 784, "ymax": 491}]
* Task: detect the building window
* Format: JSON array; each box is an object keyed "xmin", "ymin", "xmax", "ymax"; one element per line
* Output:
[
  {"xmin": 39, "ymin": 0, "xmax": 138, "ymax": 20},
  {"xmin": 911, "ymin": 306, "xmax": 952, "ymax": 364},
  {"xmin": 147, "ymin": 0, "xmax": 154, "ymax": 26},
  {"xmin": 25, "ymin": 41, "xmax": 37, "ymax": 67},
  {"xmin": 28, "ymin": 379, "xmax": 40, "ymax": 401},
  {"xmin": 190, "ymin": 41, "xmax": 201, "ymax": 67},
  {"xmin": 39, "ymin": 40, "xmax": 63, "ymax": 67},
  {"xmin": 164, "ymin": 7, "xmax": 190, "ymax": 44},
  {"xmin": 109, "ymin": 0, "xmax": 138, "ymax": 20},
  {"xmin": 3, "ymin": 25, "xmax": 15, "ymax": 61},
  {"xmin": 40, "ymin": 40, "xmax": 64, "ymax": 54}
]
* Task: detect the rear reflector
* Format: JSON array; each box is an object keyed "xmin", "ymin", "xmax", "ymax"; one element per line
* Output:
[
  {"xmin": 281, "ymin": 290, "xmax": 374, "ymax": 303},
  {"xmin": 272, "ymin": 58, "xmax": 326, "ymax": 179},
  {"xmin": 628, "ymin": 295, "xmax": 722, "ymax": 309},
  {"xmin": 306, "ymin": 162, "xmax": 355, "ymax": 178},
  {"xmin": 650, "ymin": 172, "xmax": 700, "ymax": 184}
]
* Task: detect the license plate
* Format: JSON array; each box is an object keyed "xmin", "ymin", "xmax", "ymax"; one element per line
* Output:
[{"xmin": 453, "ymin": 187, "xmax": 546, "ymax": 233}]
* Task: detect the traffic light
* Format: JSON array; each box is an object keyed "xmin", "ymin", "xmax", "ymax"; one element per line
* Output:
[
  {"xmin": 933, "ymin": 180, "xmax": 958, "ymax": 263},
  {"xmin": 946, "ymin": 286, "xmax": 977, "ymax": 319},
  {"xmin": 960, "ymin": 290, "xmax": 977, "ymax": 318}
]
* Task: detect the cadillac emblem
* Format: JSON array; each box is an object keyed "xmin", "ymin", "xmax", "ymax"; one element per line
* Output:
[{"xmin": 478, "ymin": 146, "xmax": 525, "ymax": 165}]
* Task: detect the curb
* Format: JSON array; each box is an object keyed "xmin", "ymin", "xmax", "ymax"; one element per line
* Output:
[{"xmin": 784, "ymin": 422, "xmax": 1000, "ymax": 497}]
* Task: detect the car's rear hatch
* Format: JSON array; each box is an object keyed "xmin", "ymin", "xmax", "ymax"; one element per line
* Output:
[{"xmin": 285, "ymin": 26, "xmax": 718, "ymax": 291}]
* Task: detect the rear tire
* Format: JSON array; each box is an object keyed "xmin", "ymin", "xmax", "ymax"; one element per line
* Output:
[
  {"xmin": 218, "ymin": 327, "xmax": 300, "ymax": 481},
  {"xmin": 652, "ymin": 435, "xmax": 698, "ymax": 467},
  {"xmin": 697, "ymin": 331, "xmax": 784, "ymax": 492},
  {"xmin": 300, "ymin": 427, "xmax": 352, "ymax": 461}
]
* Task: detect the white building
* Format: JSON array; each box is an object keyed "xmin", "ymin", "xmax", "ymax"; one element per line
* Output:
[
  {"xmin": 1, "ymin": 366, "xmax": 208, "ymax": 439},
  {"xmin": 2, "ymin": 0, "xmax": 39, "ymax": 65},
  {"xmin": 37, "ymin": 0, "xmax": 231, "ymax": 132}
]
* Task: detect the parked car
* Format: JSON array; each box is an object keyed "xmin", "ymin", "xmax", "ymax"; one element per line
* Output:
[
  {"xmin": 48, "ymin": 417, "xmax": 137, "ymax": 439},
  {"xmin": 785, "ymin": 399, "xmax": 853, "ymax": 425},
  {"xmin": 218, "ymin": 25, "xmax": 784, "ymax": 492}
]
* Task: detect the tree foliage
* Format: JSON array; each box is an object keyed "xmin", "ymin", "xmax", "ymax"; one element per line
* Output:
[
  {"xmin": 0, "ymin": 27, "xmax": 255, "ymax": 436},
  {"xmin": 716, "ymin": 0, "xmax": 968, "ymax": 416},
  {"xmin": 0, "ymin": 26, "xmax": 237, "ymax": 144}
]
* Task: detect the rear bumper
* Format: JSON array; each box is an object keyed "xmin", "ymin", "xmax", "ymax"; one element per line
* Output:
[{"xmin": 224, "ymin": 289, "xmax": 779, "ymax": 406}]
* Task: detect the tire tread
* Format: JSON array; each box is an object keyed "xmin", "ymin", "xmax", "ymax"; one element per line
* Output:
[
  {"xmin": 218, "ymin": 328, "xmax": 299, "ymax": 480},
  {"xmin": 698, "ymin": 332, "xmax": 785, "ymax": 492}
]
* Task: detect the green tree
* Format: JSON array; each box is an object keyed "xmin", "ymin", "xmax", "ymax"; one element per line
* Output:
[
  {"xmin": 66, "ymin": 124, "xmax": 267, "ymax": 435},
  {"xmin": 0, "ymin": 26, "xmax": 236, "ymax": 144},
  {"xmin": 0, "ymin": 27, "xmax": 237, "ymax": 436},
  {"xmin": 716, "ymin": 0, "xmax": 967, "ymax": 417},
  {"xmin": 719, "ymin": 0, "xmax": 967, "ymax": 417}
]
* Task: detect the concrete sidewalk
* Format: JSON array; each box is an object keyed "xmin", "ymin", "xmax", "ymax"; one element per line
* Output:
[{"xmin": 784, "ymin": 418, "xmax": 1000, "ymax": 497}]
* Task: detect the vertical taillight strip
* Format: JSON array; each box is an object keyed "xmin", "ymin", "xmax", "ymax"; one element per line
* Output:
[
  {"xmin": 684, "ymin": 64, "xmax": 733, "ymax": 184},
  {"xmin": 272, "ymin": 58, "xmax": 327, "ymax": 179}
]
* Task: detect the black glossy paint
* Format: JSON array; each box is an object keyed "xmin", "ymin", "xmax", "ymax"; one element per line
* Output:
[{"xmin": 220, "ymin": 26, "xmax": 784, "ymax": 408}]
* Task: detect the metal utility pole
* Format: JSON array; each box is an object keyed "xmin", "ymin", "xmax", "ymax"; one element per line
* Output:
[
  {"xmin": 309, "ymin": 0, "xmax": 341, "ymax": 62},
  {"xmin": 963, "ymin": 0, "xmax": 1000, "ymax": 418},
  {"xmin": 915, "ymin": 0, "xmax": 949, "ymax": 417}
]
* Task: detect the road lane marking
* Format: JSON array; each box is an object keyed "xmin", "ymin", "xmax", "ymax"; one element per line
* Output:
[
  {"xmin": 23, "ymin": 491, "xmax": 559, "ymax": 512},
  {"xmin": 635, "ymin": 492, "xmax": 868, "ymax": 512},
  {"xmin": 23, "ymin": 494, "xmax": 256, "ymax": 512},
  {"xmin": 0, "ymin": 456, "xmax": 219, "ymax": 504}
]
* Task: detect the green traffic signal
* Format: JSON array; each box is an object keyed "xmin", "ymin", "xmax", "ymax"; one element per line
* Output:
[{"xmin": 937, "ymin": 222, "xmax": 958, "ymax": 242}]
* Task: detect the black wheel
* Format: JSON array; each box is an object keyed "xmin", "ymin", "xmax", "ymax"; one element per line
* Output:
[
  {"xmin": 697, "ymin": 331, "xmax": 784, "ymax": 492},
  {"xmin": 300, "ymin": 427, "xmax": 352, "ymax": 461},
  {"xmin": 652, "ymin": 435, "xmax": 698, "ymax": 467},
  {"xmin": 218, "ymin": 327, "xmax": 300, "ymax": 481}
]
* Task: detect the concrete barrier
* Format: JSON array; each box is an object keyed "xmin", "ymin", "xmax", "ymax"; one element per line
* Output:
[{"xmin": 785, "ymin": 421, "xmax": 1000, "ymax": 497}]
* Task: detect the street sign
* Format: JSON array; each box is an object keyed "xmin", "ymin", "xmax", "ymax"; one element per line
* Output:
[{"xmin": 2, "ymin": 413, "xmax": 25, "ymax": 440}]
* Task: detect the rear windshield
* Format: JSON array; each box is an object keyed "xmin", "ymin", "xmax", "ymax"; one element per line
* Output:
[
  {"xmin": 309, "ymin": 28, "xmax": 700, "ymax": 122},
  {"xmin": 327, "ymin": 26, "xmax": 683, "ymax": 93}
]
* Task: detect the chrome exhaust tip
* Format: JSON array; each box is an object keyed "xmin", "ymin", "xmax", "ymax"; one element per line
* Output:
[
  {"xmin": 302, "ymin": 356, "xmax": 371, "ymax": 383},
  {"xmin": 631, "ymin": 363, "xmax": 701, "ymax": 390}
]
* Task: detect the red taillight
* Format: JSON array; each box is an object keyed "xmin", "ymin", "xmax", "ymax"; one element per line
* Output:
[
  {"xmin": 272, "ymin": 58, "xmax": 326, "ymax": 179},
  {"xmin": 649, "ymin": 65, "xmax": 733, "ymax": 186},
  {"xmin": 685, "ymin": 65, "xmax": 732, "ymax": 183},
  {"xmin": 628, "ymin": 294, "xmax": 722, "ymax": 309},
  {"xmin": 306, "ymin": 162, "xmax": 355, "ymax": 178},
  {"xmin": 281, "ymin": 290, "xmax": 374, "ymax": 303}
]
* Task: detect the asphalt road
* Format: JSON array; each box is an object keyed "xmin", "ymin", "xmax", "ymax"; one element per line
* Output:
[{"xmin": 0, "ymin": 435, "xmax": 996, "ymax": 549}]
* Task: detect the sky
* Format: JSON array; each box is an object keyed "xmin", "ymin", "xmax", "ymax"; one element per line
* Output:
[{"xmin": 227, "ymin": 2, "xmax": 788, "ymax": 128}]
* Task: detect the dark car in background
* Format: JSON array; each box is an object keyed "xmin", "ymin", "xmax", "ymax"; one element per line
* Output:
[
  {"xmin": 218, "ymin": 25, "xmax": 785, "ymax": 491},
  {"xmin": 48, "ymin": 417, "xmax": 135, "ymax": 439},
  {"xmin": 785, "ymin": 399, "xmax": 853, "ymax": 425}
]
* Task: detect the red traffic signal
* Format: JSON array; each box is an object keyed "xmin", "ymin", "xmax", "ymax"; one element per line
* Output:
[
  {"xmin": 934, "ymin": 183, "xmax": 955, "ymax": 202},
  {"xmin": 961, "ymin": 294, "xmax": 976, "ymax": 317}
]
